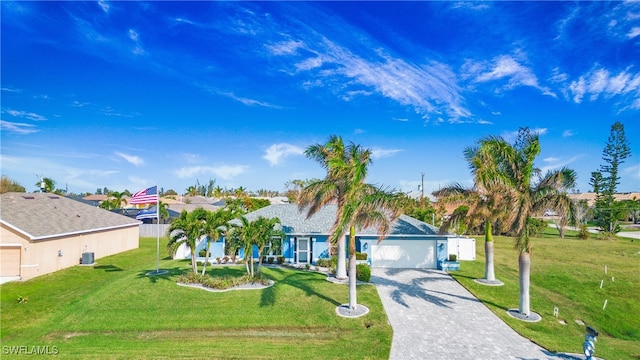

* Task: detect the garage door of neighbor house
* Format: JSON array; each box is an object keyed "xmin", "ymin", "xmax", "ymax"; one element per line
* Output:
[
  {"xmin": 0, "ymin": 246, "xmax": 21, "ymax": 277},
  {"xmin": 371, "ymin": 240, "xmax": 436, "ymax": 268}
]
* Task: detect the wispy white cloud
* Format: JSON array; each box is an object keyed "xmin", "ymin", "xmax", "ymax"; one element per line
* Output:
[
  {"xmin": 371, "ymin": 147, "xmax": 402, "ymax": 159},
  {"xmin": 563, "ymin": 130, "xmax": 575, "ymax": 137},
  {"xmin": 539, "ymin": 155, "xmax": 581, "ymax": 174},
  {"xmin": 263, "ymin": 143, "xmax": 304, "ymax": 166},
  {"xmin": 465, "ymin": 54, "xmax": 555, "ymax": 97},
  {"xmin": 266, "ymin": 40, "xmax": 304, "ymax": 55},
  {"xmin": 568, "ymin": 67, "xmax": 640, "ymax": 108},
  {"xmin": 1, "ymin": 87, "xmax": 21, "ymax": 93},
  {"xmin": 628, "ymin": 26, "xmax": 640, "ymax": 39},
  {"xmin": 263, "ymin": 13, "xmax": 470, "ymax": 122},
  {"xmin": 218, "ymin": 91, "xmax": 282, "ymax": 109},
  {"xmin": 0, "ymin": 120, "xmax": 38, "ymax": 134},
  {"xmin": 175, "ymin": 164, "xmax": 249, "ymax": 180},
  {"xmin": 97, "ymin": 0, "xmax": 110, "ymax": 13},
  {"xmin": 353, "ymin": 128, "xmax": 365, "ymax": 135},
  {"xmin": 182, "ymin": 153, "xmax": 201, "ymax": 164},
  {"xmin": 115, "ymin": 152, "xmax": 144, "ymax": 167},
  {"xmin": 392, "ymin": 117, "xmax": 409, "ymax": 122},
  {"xmin": 4, "ymin": 109, "xmax": 47, "ymax": 121},
  {"xmin": 128, "ymin": 29, "xmax": 144, "ymax": 56}
]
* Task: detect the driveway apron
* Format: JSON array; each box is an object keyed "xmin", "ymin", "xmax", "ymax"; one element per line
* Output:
[{"xmin": 372, "ymin": 268, "xmax": 578, "ymax": 360}]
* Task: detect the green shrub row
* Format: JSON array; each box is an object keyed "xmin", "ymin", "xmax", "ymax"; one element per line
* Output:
[
  {"xmin": 177, "ymin": 272, "xmax": 270, "ymax": 290},
  {"xmin": 355, "ymin": 252, "xmax": 367, "ymax": 260}
]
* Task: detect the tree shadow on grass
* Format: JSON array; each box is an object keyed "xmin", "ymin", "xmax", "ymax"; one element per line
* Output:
[
  {"xmin": 260, "ymin": 266, "xmax": 341, "ymax": 308},
  {"xmin": 135, "ymin": 267, "xmax": 183, "ymax": 283},
  {"xmin": 93, "ymin": 265, "xmax": 123, "ymax": 272}
]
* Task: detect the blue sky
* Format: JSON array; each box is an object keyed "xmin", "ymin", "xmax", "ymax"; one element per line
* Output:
[{"xmin": 1, "ymin": 1, "xmax": 639, "ymax": 196}]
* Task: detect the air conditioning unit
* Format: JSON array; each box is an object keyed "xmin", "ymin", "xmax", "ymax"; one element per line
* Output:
[{"xmin": 81, "ymin": 252, "xmax": 95, "ymax": 264}]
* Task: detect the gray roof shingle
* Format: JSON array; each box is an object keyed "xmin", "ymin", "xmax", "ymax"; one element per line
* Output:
[
  {"xmin": 0, "ymin": 192, "xmax": 140, "ymax": 240},
  {"xmin": 240, "ymin": 204, "xmax": 439, "ymax": 236}
]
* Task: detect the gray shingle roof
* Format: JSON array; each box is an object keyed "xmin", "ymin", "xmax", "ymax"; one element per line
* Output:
[
  {"xmin": 0, "ymin": 192, "xmax": 140, "ymax": 240},
  {"xmin": 240, "ymin": 204, "xmax": 439, "ymax": 236}
]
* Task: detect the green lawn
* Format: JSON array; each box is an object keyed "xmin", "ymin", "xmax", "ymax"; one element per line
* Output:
[
  {"xmin": 0, "ymin": 238, "xmax": 391, "ymax": 359},
  {"xmin": 451, "ymin": 227, "xmax": 640, "ymax": 360}
]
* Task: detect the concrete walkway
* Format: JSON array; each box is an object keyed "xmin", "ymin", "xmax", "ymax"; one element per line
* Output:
[{"xmin": 372, "ymin": 268, "xmax": 585, "ymax": 360}]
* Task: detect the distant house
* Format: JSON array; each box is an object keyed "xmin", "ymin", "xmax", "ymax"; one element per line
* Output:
[
  {"xmin": 0, "ymin": 193, "xmax": 140, "ymax": 281},
  {"xmin": 177, "ymin": 204, "xmax": 475, "ymax": 269}
]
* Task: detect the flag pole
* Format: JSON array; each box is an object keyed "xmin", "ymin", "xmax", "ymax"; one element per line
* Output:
[{"xmin": 156, "ymin": 192, "xmax": 160, "ymax": 273}]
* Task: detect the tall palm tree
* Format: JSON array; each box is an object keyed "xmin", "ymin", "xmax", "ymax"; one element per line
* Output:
[
  {"xmin": 300, "ymin": 135, "xmax": 402, "ymax": 311},
  {"xmin": 299, "ymin": 135, "xmax": 350, "ymax": 279},
  {"xmin": 477, "ymin": 128, "xmax": 576, "ymax": 317},
  {"xmin": 167, "ymin": 208, "xmax": 209, "ymax": 274}
]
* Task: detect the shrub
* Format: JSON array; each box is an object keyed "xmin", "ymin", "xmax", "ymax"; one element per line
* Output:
[
  {"xmin": 276, "ymin": 256, "xmax": 285, "ymax": 264},
  {"xmin": 356, "ymin": 264, "xmax": 371, "ymax": 282},
  {"xmin": 216, "ymin": 257, "xmax": 221, "ymax": 264},
  {"xmin": 355, "ymin": 252, "xmax": 367, "ymax": 260},
  {"xmin": 448, "ymin": 254, "xmax": 457, "ymax": 262},
  {"xmin": 198, "ymin": 249, "xmax": 207, "ymax": 257},
  {"xmin": 526, "ymin": 217, "xmax": 547, "ymax": 237},
  {"xmin": 316, "ymin": 258, "xmax": 332, "ymax": 268},
  {"xmin": 222, "ymin": 256, "xmax": 229, "ymax": 263},
  {"xmin": 578, "ymin": 224, "xmax": 591, "ymax": 240},
  {"xmin": 266, "ymin": 257, "xmax": 274, "ymax": 264}
]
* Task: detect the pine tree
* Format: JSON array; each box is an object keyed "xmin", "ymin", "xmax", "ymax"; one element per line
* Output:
[{"xmin": 590, "ymin": 121, "xmax": 631, "ymax": 236}]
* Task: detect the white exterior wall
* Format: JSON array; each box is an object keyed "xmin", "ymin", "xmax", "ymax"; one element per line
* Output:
[{"xmin": 447, "ymin": 237, "xmax": 476, "ymax": 261}]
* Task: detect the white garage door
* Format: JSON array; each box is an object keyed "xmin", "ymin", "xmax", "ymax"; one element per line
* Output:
[
  {"xmin": 371, "ymin": 240, "xmax": 436, "ymax": 268},
  {"xmin": 0, "ymin": 246, "xmax": 21, "ymax": 277}
]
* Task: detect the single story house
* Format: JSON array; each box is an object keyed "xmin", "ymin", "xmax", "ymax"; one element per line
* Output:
[
  {"xmin": 0, "ymin": 192, "xmax": 141, "ymax": 281},
  {"xmin": 179, "ymin": 204, "xmax": 474, "ymax": 269}
]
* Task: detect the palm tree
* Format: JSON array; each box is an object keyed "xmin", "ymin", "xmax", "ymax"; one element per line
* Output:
[
  {"xmin": 158, "ymin": 201, "xmax": 170, "ymax": 224},
  {"xmin": 299, "ymin": 135, "xmax": 350, "ymax": 279},
  {"xmin": 228, "ymin": 215, "xmax": 283, "ymax": 277},
  {"xmin": 200, "ymin": 208, "xmax": 236, "ymax": 275},
  {"xmin": 476, "ymin": 128, "xmax": 576, "ymax": 317},
  {"xmin": 300, "ymin": 135, "xmax": 403, "ymax": 311},
  {"xmin": 434, "ymin": 136, "xmax": 514, "ymax": 284},
  {"xmin": 213, "ymin": 186, "xmax": 225, "ymax": 199},
  {"xmin": 167, "ymin": 208, "xmax": 209, "ymax": 274}
]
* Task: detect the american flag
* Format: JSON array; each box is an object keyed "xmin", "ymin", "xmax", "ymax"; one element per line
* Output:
[{"xmin": 130, "ymin": 186, "xmax": 158, "ymax": 205}]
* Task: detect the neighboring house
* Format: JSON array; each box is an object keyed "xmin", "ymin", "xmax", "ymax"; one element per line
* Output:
[
  {"xmin": 82, "ymin": 194, "xmax": 108, "ymax": 207},
  {"xmin": 568, "ymin": 192, "xmax": 640, "ymax": 208},
  {"xmin": 174, "ymin": 204, "xmax": 474, "ymax": 269},
  {"xmin": 0, "ymin": 192, "xmax": 140, "ymax": 281}
]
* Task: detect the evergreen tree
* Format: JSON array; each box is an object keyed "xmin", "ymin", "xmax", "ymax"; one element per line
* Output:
[{"xmin": 590, "ymin": 121, "xmax": 631, "ymax": 236}]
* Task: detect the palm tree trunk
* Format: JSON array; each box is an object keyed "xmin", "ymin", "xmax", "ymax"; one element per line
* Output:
[
  {"xmin": 201, "ymin": 241, "xmax": 210, "ymax": 276},
  {"xmin": 336, "ymin": 235, "xmax": 347, "ymax": 280},
  {"xmin": 518, "ymin": 252, "xmax": 531, "ymax": 316},
  {"xmin": 191, "ymin": 248, "xmax": 198, "ymax": 275},
  {"xmin": 484, "ymin": 220, "xmax": 495, "ymax": 281},
  {"xmin": 348, "ymin": 226, "xmax": 357, "ymax": 310}
]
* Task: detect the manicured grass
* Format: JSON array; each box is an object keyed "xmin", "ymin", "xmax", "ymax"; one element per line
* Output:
[
  {"xmin": 450, "ymin": 229, "xmax": 640, "ymax": 360},
  {"xmin": 1, "ymin": 238, "xmax": 391, "ymax": 359}
]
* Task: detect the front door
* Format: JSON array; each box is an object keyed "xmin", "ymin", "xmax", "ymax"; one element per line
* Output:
[{"xmin": 298, "ymin": 238, "xmax": 309, "ymax": 263}]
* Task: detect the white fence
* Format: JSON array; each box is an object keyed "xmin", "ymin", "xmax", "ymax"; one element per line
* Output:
[{"xmin": 140, "ymin": 224, "xmax": 170, "ymax": 237}]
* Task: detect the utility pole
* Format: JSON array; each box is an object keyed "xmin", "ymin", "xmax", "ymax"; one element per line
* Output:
[{"xmin": 420, "ymin": 172, "xmax": 425, "ymax": 200}]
